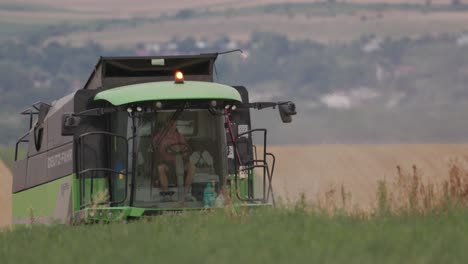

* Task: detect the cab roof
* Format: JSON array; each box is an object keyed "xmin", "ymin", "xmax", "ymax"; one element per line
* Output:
[
  {"xmin": 93, "ymin": 81, "xmax": 242, "ymax": 106},
  {"xmin": 83, "ymin": 54, "xmax": 218, "ymax": 90}
]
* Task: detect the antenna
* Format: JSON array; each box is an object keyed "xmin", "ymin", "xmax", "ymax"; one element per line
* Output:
[
  {"xmin": 212, "ymin": 49, "xmax": 248, "ymax": 82},
  {"xmin": 218, "ymin": 49, "xmax": 248, "ymax": 59}
]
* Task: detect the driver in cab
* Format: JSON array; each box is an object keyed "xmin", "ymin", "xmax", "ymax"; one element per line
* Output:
[{"xmin": 152, "ymin": 118, "xmax": 195, "ymax": 200}]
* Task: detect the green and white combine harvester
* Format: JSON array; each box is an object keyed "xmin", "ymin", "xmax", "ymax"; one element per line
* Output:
[{"xmin": 12, "ymin": 54, "xmax": 296, "ymax": 224}]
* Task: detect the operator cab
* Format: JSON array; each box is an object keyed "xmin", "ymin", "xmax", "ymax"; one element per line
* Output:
[
  {"xmin": 62, "ymin": 55, "xmax": 295, "ymax": 213},
  {"xmin": 126, "ymin": 106, "xmax": 228, "ymax": 207}
]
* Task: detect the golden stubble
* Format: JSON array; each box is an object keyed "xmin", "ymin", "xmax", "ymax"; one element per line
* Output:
[{"xmin": 0, "ymin": 161, "xmax": 12, "ymax": 229}]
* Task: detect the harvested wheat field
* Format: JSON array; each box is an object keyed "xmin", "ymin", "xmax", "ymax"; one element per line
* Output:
[
  {"xmin": 1, "ymin": 144, "xmax": 468, "ymax": 224},
  {"xmin": 265, "ymin": 144, "xmax": 468, "ymax": 210},
  {"xmin": 0, "ymin": 160, "xmax": 11, "ymax": 228}
]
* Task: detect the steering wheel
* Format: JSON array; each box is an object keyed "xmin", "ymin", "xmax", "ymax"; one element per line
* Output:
[{"xmin": 165, "ymin": 142, "xmax": 192, "ymax": 156}]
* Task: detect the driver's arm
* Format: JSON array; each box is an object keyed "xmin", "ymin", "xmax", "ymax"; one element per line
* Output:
[
  {"xmin": 179, "ymin": 134, "xmax": 195, "ymax": 190},
  {"xmin": 179, "ymin": 133, "xmax": 192, "ymax": 160}
]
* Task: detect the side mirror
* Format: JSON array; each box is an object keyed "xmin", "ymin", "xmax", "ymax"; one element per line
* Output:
[
  {"xmin": 62, "ymin": 113, "xmax": 81, "ymax": 136},
  {"xmin": 278, "ymin": 102, "xmax": 297, "ymax": 123}
]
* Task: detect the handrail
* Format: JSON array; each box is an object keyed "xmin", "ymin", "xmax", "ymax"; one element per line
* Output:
[
  {"xmin": 77, "ymin": 131, "xmax": 127, "ymax": 140},
  {"xmin": 265, "ymin": 153, "xmax": 276, "ymax": 205},
  {"xmin": 236, "ymin": 129, "xmax": 267, "ymax": 200},
  {"xmin": 231, "ymin": 128, "xmax": 276, "ymax": 206},
  {"xmin": 76, "ymin": 131, "xmax": 129, "ymax": 208},
  {"xmin": 14, "ymin": 132, "xmax": 30, "ymax": 161}
]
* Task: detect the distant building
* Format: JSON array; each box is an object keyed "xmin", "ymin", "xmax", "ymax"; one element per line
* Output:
[
  {"xmin": 362, "ymin": 37, "xmax": 383, "ymax": 53},
  {"xmin": 195, "ymin": 40, "xmax": 207, "ymax": 49},
  {"xmin": 456, "ymin": 34, "xmax": 468, "ymax": 46}
]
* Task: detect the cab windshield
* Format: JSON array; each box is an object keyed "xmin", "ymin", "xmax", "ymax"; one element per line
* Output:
[{"xmin": 128, "ymin": 109, "xmax": 227, "ymax": 208}]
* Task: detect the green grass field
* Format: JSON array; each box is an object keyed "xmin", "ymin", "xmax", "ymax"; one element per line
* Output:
[{"xmin": 1, "ymin": 208, "xmax": 468, "ymax": 263}]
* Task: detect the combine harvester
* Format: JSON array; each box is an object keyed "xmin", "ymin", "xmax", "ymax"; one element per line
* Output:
[{"xmin": 12, "ymin": 54, "xmax": 296, "ymax": 224}]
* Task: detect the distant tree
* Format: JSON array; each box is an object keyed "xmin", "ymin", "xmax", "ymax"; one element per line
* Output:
[
  {"xmin": 178, "ymin": 37, "xmax": 197, "ymax": 52},
  {"xmin": 175, "ymin": 9, "xmax": 195, "ymax": 20},
  {"xmin": 452, "ymin": 0, "xmax": 461, "ymax": 6}
]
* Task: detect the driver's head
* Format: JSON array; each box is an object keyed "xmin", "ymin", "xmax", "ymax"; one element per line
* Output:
[
  {"xmin": 167, "ymin": 119, "xmax": 177, "ymax": 133},
  {"xmin": 158, "ymin": 113, "xmax": 178, "ymax": 133}
]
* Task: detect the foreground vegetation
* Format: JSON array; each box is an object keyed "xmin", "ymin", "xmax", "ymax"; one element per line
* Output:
[
  {"xmin": 0, "ymin": 207, "xmax": 467, "ymax": 263},
  {"xmin": 2, "ymin": 161, "xmax": 468, "ymax": 263}
]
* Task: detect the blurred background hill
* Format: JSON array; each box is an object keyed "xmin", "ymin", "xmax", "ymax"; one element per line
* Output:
[{"xmin": 1, "ymin": 0, "xmax": 468, "ymax": 145}]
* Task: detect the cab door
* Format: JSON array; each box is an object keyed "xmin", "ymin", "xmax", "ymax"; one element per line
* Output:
[{"xmin": 226, "ymin": 86, "xmax": 254, "ymax": 199}]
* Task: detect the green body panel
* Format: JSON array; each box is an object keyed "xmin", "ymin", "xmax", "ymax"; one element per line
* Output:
[
  {"xmin": 94, "ymin": 81, "xmax": 242, "ymax": 106},
  {"xmin": 81, "ymin": 178, "xmax": 109, "ymax": 205},
  {"xmin": 237, "ymin": 178, "xmax": 249, "ymax": 199},
  {"xmin": 13, "ymin": 171, "xmax": 257, "ymax": 224},
  {"xmin": 228, "ymin": 173, "xmax": 251, "ymax": 201},
  {"xmin": 13, "ymin": 175, "xmax": 72, "ymax": 219},
  {"xmin": 72, "ymin": 176, "xmax": 122, "ymax": 211},
  {"xmin": 81, "ymin": 203, "xmax": 270, "ymax": 222},
  {"xmin": 72, "ymin": 177, "xmax": 80, "ymax": 212},
  {"xmin": 77, "ymin": 172, "xmax": 263, "ymax": 223}
]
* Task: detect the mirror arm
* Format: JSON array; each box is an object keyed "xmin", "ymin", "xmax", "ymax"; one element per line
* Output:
[
  {"xmin": 237, "ymin": 101, "xmax": 294, "ymax": 110},
  {"xmin": 235, "ymin": 101, "xmax": 297, "ymax": 123}
]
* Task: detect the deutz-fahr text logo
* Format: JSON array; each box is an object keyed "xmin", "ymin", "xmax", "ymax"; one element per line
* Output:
[{"xmin": 47, "ymin": 149, "xmax": 73, "ymax": 169}]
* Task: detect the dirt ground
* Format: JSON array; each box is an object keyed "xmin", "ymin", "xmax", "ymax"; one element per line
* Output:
[{"xmin": 0, "ymin": 161, "xmax": 11, "ymax": 228}]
